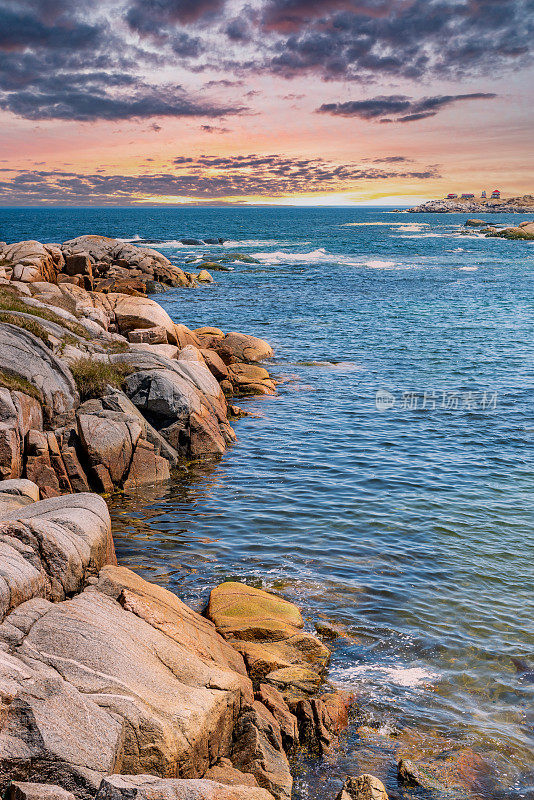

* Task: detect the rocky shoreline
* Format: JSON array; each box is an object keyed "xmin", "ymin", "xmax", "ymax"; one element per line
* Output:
[
  {"xmin": 0, "ymin": 490, "xmax": 361, "ymax": 800},
  {"xmin": 0, "ymin": 235, "xmax": 277, "ymax": 498},
  {"xmin": 0, "ymin": 234, "xmax": 500, "ymax": 800},
  {"xmin": 0, "ymin": 232, "xmax": 369, "ymax": 800},
  {"xmin": 406, "ymin": 196, "xmax": 534, "ymax": 213}
]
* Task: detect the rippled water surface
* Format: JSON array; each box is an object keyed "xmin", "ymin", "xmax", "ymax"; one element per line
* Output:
[{"xmin": 3, "ymin": 206, "xmax": 534, "ymax": 798}]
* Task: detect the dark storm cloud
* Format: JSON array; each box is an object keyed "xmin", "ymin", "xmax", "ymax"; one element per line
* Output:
[
  {"xmin": 0, "ymin": 0, "xmax": 239, "ymax": 121},
  {"xmin": 225, "ymin": 18, "xmax": 252, "ymax": 42},
  {"xmin": 126, "ymin": 0, "xmax": 226, "ymax": 34},
  {"xmin": 318, "ymin": 92, "xmax": 497, "ymax": 122},
  {"xmin": 264, "ymin": 0, "xmax": 533, "ymax": 80},
  {"xmin": 0, "ymin": 1, "xmax": 101, "ymax": 51},
  {"xmin": 261, "ymin": 0, "xmax": 391, "ymax": 32},
  {"xmin": 0, "ymin": 0, "xmax": 530, "ymax": 125},
  {"xmin": 0, "ymin": 157, "xmax": 440, "ymax": 204},
  {"xmin": 0, "ymin": 78, "xmax": 243, "ymax": 121}
]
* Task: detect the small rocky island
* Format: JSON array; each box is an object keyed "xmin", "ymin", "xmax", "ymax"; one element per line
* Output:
[
  {"xmin": 0, "ymin": 234, "xmax": 500, "ymax": 800},
  {"xmin": 465, "ymin": 219, "xmax": 534, "ymax": 240},
  {"xmin": 407, "ymin": 195, "xmax": 534, "ymax": 213}
]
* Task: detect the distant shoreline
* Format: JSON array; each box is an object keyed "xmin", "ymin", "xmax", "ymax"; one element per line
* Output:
[{"xmin": 406, "ymin": 195, "xmax": 534, "ymax": 213}]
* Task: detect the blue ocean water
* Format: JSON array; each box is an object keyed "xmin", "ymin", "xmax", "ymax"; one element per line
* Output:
[{"xmin": 1, "ymin": 206, "xmax": 533, "ymax": 798}]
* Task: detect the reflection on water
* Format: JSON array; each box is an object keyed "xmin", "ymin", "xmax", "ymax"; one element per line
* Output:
[
  {"xmin": 96, "ymin": 205, "xmax": 534, "ymax": 800},
  {"xmin": 110, "ymin": 426, "xmax": 534, "ymax": 800}
]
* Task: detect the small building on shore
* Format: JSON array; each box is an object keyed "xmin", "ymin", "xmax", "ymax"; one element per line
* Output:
[
  {"xmin": 461, "ymin": 193, "xmax": 475, "ymax": 199},
  {"xmin": 491, "ymin": 189, "xmax": 501, "ymax": 198},
  {"xmin": 481, "ymin": 190, "xmax": 487, "ymax": 198},
  {"xmin": 446, "ymin": 193, "xmax": 458, "ymax": 199}
]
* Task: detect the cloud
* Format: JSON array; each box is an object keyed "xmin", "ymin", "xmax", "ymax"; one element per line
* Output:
[
  {"xmin": 0, "ymin": 0, "xmax": 529, "ymax": 127},
  {"xmin": 372, "ymin": 156, "xmax": 412, "ymax": 163},
  {"xmin": 126, "ymin": 0, "xmax": 226, "ymax": 34},
  {"xmin": 201, "ymin": 124, "xmax": 231, "ymax": 132},
  {"xmin": 263, "ymin": 0, "xmax": 533, "ymax": 80},
  {"xmin": 317, "ymin": 92, "xmax": 497, "ymax": 122},
  {"xmin": 0, "ymin": 2, "xmax": 102, "ymax": 51},
  {"xmin": 0, "ymin": 79, "xmax": 244, "ymax": 121},
  {"xmin": 0, "ymin": 0, "xmax": 239, "ymax": 122},
  {"xmin": 0, "ymin": 156, "xmax": 441, "ymax": 204}
]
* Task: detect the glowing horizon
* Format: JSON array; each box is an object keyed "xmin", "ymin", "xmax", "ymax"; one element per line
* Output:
[{"xmin": 0, "ymin": 1, "xmax": 532, "ymax": 206}]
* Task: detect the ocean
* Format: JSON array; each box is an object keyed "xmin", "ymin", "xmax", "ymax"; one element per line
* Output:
[{"xmin": 2, "ymin": 205, "xmax": 533, "ymax": 798}]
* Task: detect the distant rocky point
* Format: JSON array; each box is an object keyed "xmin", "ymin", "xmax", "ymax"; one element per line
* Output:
[
  {"xmin": 407, "ymin": 195, "xmax": 534, "ymax": 213},
  {"xmin": 463, "ymin": 219, "xmax": 534, "ymax": 240}
]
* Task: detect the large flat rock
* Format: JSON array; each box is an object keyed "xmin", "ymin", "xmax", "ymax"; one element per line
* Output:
[
  {"xmin": 16, "ymin": 581, "xmax": 250, "ymax": 779},
  {"xmin": 0, "ymin": 644, "xmax": 123, "ymax": 798},
  {"xmin": 96, "ymin": 774, "xmax": 275, "ymax": 799},
  {"xmin": 7, "ymin": 782, "xmax": 77, "ymax": 799},
  {"xmin": 98, "ymin": 566, "xmax": 250, "ymax": 681}
]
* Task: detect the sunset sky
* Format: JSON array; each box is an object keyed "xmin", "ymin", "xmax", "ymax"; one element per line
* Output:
[{"xmin": 0, "ymin": 0, "xmax": 532, "ymax": 205}]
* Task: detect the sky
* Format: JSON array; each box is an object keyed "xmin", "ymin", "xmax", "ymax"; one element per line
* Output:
[{"xmin": 0, "ymin": 0, "xmax": 533, "ymax": 206}]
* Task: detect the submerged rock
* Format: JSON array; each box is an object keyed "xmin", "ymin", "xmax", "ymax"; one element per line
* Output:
[
  {"xmin": 216, "ymin": 253, "xmax": 260, "ymax": 264},
  {"xmin": 336, "ymin": 774, "xmax": 389, "ymax": 800},
  {"xmin": 206, "ymin": 582, "xmax": 329, "ymax": 682},
  {"xmin": 197, "ymin": 261, "xmax": 233, "ymax": 272},
  {"xmin": 397, "ymin": 748, "xmax": 494, "ymax": 795},
  {"xmin": 485, "ymin": 220, "xmax": 534, "ymax": 240}
]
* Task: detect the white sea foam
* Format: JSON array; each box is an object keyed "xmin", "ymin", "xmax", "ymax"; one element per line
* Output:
[
  {"xmin": 341, "ymin": 222, "xmax": 429, "ymax": 228},
  {"xmin": 252, "ymin": 249, "xmax": 414, "ymax": 270},
  {"xmin": 460, "ymin": 266, "xmax": 478, "ymax": 271},
  {"xmin": 118, "ymin": 236, "xmax": 294, "ymax": 249},
  {"xmin": 146, "ymin": 240, "xmax": 189, "ymax": 248},
  {"xmin": 222, "ymin": 239, "xmax": 290, "ymax": 248},
  {"xmin": 364, "ymin": 260, "xmax": 397, "ymax": 269},
  {"xmin": 396, "ymin": 232, "xmax": 470, "ymax": 239},
  {"xmin": 117, "ymin": 237, "xmax": 190, "ymax": 248},
  {"xmin": 331, "ymin": 663, "xmax": 439, "ymax": 689},
  {"xmin": 253, "ymin": 248, "xmax": 355, "ymax": 265}
]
